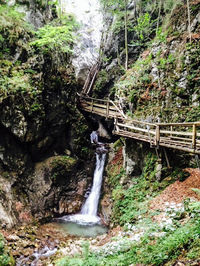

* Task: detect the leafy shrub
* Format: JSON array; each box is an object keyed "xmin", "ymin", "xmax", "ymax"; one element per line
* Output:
[
  {"xmin": 0, "ymin": 234, "xmax": 14, "ymax": 266},
  {"xmin": 0, "ymin": 5, "xmax": 33, "ymax": 49},
  {"xmin": 30, "ymin": 15, "xmax": 79, "ymax": 54},
  {"xmin": 134, "ymin": 13, "xmax": 155, "ymax": 42}
]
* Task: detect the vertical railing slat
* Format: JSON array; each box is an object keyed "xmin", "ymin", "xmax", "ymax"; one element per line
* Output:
[
  {"xmin": 192, "ymin": 124, "xmax": 196, "ymax": 150},
  {"xmin": 155, "ymin": 125, "xmax": 160, "ymax": 148}
]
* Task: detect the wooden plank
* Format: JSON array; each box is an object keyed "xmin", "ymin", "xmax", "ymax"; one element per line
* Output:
[
  {"xmin": 160, "ymin": 130, "xmax": 193, "ymax": 136},
  {"xmin": 115, "ymin": 130, "xmax": 151, "ymax": 142},
  {"xmin": 163, "ymin": 148, "xmax": 170, "ymax": 168},
  {"xmin": 169, "ymin": 136, "xmax": 192, "ymax": 142},
  {"xmin": 83, "ymin": 105, "xmax": 119, "ymax": 115},
  {"xmin": 117, "ymin": 122, "xmax": 156, "ymax": 135},
  {"xmin": 160, "ymin": 143, "xmax": 200, "ymax": 154},
  {"xmin": 106, "ymin": 101, "xmax": 109, "ymax": 119},
  {"xmin": 81, "ymin": 95, "xmax": 115, "ymax": 103},
  {"xmin": 169, "ymin": 136, "xmax": 200, "ymax": 144},
  {"xmin": 161, "ymin": 137, "xmax": 199, "ymax": 147},
  {"xmin": 86, "ymin": 67, "xmax": 99, "ymax": 95}
]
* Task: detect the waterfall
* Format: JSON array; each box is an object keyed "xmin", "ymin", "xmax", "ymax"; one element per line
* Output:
[
  {"xmin": 81, "ymin": 153, "xmax": 106, "ymax": 216},
  {"xmin": 59, "ymin": 144, "xmax": 107, "ymax": 225},
  {"xmin": 59, "ymin": 0, "xmax": 103, "ymax": 82}
]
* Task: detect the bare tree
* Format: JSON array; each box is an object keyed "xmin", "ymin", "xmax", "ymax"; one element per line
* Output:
[
  {"xmin": 186, "ymin": 0, "xmax": 192, "ymax": 43},
  {"xmin": 156, "ymin": 0, "xmax": 163, "ymax": 35},
  {"xmin": 124, "ymin": 0, "xmax": 128, "ymax": 70}
]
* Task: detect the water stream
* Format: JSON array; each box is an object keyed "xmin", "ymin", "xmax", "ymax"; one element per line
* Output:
[
  {"xmin": 56, "ymin": 131, "xmax": 107, "ymax": 237},
  {"xmin": 81, "ymin": 153, "xmax": 106, "ymax": 217},
  {"xmin": 58, "ymin": 150, "xmax": 107, "ymax": 225}
]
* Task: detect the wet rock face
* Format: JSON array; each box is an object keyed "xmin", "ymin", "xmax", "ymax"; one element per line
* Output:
[
  {"xmin": 0, "ymin": 176, "xmax": 17, "ymax": 228},
  {"xmin": 0, "ymin": 154, "xmax": 91, "ymax": 228},
  {"xmin": 9, "ymin": 0, "xmax": 54, "ymax": 29},
  {"xmin": 123, "ymin": 140, "xmax": 147, "ymax": 176},
  {"xmin": 0, "ymin": 0, "xmax": 97, "ymax": 228},
  {"xmin": 26, "ymin": 156, "xmax": 90, "ymax": 219}
]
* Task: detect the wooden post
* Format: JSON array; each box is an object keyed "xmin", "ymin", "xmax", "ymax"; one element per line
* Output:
[
  {"xmin": 192, "ymin": 124, "xmax": 196, "ymax": 150},
  {"xmin": 106, "ymin": 101, "xmax": 109, "ymax": 119},
  {"xmin": 155, "ymin": 125, "xmax": 160, "ymax": 148},
  {"xmin": 91, "ymin": 99, "xmax": 94, "ymax": 113},
  {"xmin": 113, "ymin": 118, "xmax": 116, "ymax": 134},
  {"xmin": 170, "ymin": 126, "xmax": 173, "ymax": 137},
  {"xmin": 163, "ymin": 148, "xmax": 170, "ymax": 169},
  {"xmin": 115, "ymin": 117, "xmax": 119, "ymax": 132},
  {"xmin": 195, "ymin": 155, "xmax": 200, "ymax": 170}
]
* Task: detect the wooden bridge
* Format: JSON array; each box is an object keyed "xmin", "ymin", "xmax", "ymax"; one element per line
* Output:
[{"xmin": 78, "ymin": 94, "xmax": 200, "ymax": 155}]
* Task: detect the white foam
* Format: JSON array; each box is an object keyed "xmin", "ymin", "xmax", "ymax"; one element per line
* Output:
[{"xmin": 59, "ymin": 214, "xmax": 101, "ymax": 225}]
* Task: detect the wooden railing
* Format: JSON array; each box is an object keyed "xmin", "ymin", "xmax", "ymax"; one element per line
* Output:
[
  {"xmin": 78, "ymin": 94, "xmax": 127, "ymax": 119},
  {"xmin": 78, "ymin": 94, "xmax": 200, "ymax": 155},
  {"xmin": 114, "ymin": 118, "xmax": 200, "ymax": 154}
]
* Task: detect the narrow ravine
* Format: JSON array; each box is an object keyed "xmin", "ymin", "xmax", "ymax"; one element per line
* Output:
[{"xmin": 1, "ymin": 0, "xmax": 200, "ymax": 265}]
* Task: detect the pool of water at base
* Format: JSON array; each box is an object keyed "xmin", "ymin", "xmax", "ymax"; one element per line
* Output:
[{"xmin": 55, "ymin": 221, "xmax": 108, "ymax": 238}]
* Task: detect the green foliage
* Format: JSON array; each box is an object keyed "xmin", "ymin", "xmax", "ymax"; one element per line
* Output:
[
  {"xmin": 56, "ymin": 218, "xmax": 200, "ymax": 266},
  {"xmin": 0, "ymin": 72, "xmax": 36, "ymax": 95},
  {"xmin": 0, "ymin": 5, "xmax": 33, "ymax": 49},
  {"xmin": 109, "ymin": 151, "xmax": 183, "ymax": 226},
  {"xmin": 186, "ymin": 238, "xmax": 200, "ymax": 260},
  {"xmin": 50, "ymin": 156, "xmax": 77, "ymax": 181},
  {"xmin": 156, "ymin": 27, "xmax": 168, "ymax": 43},
  {"xmin": 142, "ymin": 152, "xmax": 158, "ymax": 180},
  {"xmin": 111, "ymin": 178, "xmax": 148, "ymax": 225},
  {"xmin": 134, "ymin": 13, "xmax": 154, "ymax": 42},
  {"xmin": 110, "ymin": 154, "xmax": 162, "ymax": 226},
  {"xmin": 192, "ymin": 188, "xmax": 200, "ymax": 196},
  {"xmin": 30, "ymin": 15, "xmax": 79, "ymax": 54},
  {"xmin": 0, "ymin": 234, "xmax": 14, "ymax": 266}
]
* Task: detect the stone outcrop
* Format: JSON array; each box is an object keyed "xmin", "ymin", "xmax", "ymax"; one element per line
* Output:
[{"xmin": 0, "ymin": 2, "xmax": 94, "ymax": 228}]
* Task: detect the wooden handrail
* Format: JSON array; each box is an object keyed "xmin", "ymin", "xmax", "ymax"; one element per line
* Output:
[
  {"xmin": 78, "ymin": 94, "xmax": 200, "ymax": 154},
  {"xmin": 157, "ymin": 122, "xmax": 200, "ymax": 126},
  {"xmin": 110, "ymin": 100, "xmax": 127, "ymax": 119}
]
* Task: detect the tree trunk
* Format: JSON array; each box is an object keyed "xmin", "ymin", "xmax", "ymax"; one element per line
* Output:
[
  {"xmin": 186, "ymin": 0, "xmax": 192, "ymax": 43},
  {"xmin": 124, "ymin": 0, "xmax": 128, "ymax": 70}
]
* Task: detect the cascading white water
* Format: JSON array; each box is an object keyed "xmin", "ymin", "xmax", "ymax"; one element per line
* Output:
[
  {"xmin": 59, "ymin": 0, "xmax": 103, "ymax": 81},
  {"xmin": 59, "ymin": 145, "xmax": 107, "ymax": 225},
  {"xmin": 81, "ymin": 153, "xmax": 106, "ymax": 216}
]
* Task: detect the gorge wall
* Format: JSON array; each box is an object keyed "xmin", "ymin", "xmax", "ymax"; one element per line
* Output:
[{"xmin": 0, "ymin": 0, "xmax": 104, "ymax": 228}]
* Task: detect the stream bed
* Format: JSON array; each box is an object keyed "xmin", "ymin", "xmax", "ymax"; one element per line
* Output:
[{"xmin": 3, "ymin": 222, "xmax": 109, "ymax": 265}]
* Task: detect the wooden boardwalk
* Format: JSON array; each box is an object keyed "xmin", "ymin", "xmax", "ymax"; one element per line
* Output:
[{"xmin": 78, "ymin": 94, "xmax": 200, "ymax": 155}]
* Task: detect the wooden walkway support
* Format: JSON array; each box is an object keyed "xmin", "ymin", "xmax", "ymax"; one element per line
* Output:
[
  {"xmin": 78, "ymin": 94, "xmax": 200, "ymax": 155},
  {"xmin": 82, "ymin": 62, "xmax": 100, "ymax": 95}
]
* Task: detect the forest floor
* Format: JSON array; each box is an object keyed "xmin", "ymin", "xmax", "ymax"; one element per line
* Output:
[{"xmin": 2, "ymin": 169, "xmax": 200, "ymax": 265}]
